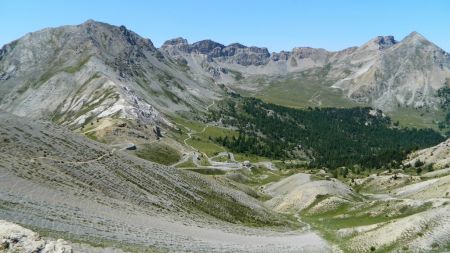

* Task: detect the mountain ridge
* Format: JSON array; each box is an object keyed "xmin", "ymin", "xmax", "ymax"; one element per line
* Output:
[
  {"xmin": 2, "ymin": 19, "xmax": 450, "ymax": 253},
  {"xmin": 1, "ymin": 20, "xmax": 450, "ymax": 126},
  {"xmin": 0, "ymin": 20, "xmax": 222, "ymax": 127},
  {"xmin": 159, "ymin": 29, "xmax": 450, "ymax": 110}
]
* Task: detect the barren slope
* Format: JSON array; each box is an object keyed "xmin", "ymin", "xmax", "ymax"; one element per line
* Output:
[{"xmin": 0, "ymin": 112, "xmax": 330, "ymax": 252}]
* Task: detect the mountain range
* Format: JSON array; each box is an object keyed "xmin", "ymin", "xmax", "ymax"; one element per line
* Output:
[
  {"xmin": 1, "ymin": 20, "xmax": 450, "ymax": 127},
  {"xmin": 1, "ymin": 20, "xmax": 450, "ymax": 253}
]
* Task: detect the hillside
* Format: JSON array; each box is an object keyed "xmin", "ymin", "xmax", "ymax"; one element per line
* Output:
[
  {"xmin": 0, "ymin": 112, "xmax": 333, "ymax": 252},
  {"xmin": 0, "ymin": 20, "xmax": 221, "ymax": 128}
]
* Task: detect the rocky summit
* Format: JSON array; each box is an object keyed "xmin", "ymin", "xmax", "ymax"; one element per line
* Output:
[{"xmin": 0, "ymin": 20, "xmax": 221, "ymax": 127}]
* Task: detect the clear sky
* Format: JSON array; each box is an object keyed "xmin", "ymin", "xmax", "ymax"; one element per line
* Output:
[{"xmin": 1, "ymin": 0, "xmax": 449, "ymax": 52}]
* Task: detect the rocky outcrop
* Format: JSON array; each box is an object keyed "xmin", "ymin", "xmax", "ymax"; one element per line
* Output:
[
  {"xmin": 374, "ymin": 35, "xmax": 397, "ymax": 49},
  {"xmin": 225, "ymin": 45, "xmax": 270, "ymax": 66},
  {"xmin": 191, "ymin": 39, "xmax": 225, "ymax": 56},
  {"xmin": 162, "ymin": 38, "xmax": 270, "ymax": 66},
  {"xmin": 0, "ymin": 220, "xmax": 72, "ymax": 253},
  {"xmin": 404, "ymin": 138, "xmax": 450, "ymax": 168},
  {"xmin": 271, "ymin": 51, "xmax": 290, "ymax": 61},
  {"xmin": 160, "ymin": 37, "xmax": 190, "ymax": 53}
]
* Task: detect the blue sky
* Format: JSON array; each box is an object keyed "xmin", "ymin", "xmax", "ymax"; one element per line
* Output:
[{"xmin": 1, "ymin": 0, "xmax": 449, "ymax": 52}]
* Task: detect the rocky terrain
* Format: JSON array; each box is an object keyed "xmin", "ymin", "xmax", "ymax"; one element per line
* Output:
[
  {"xmin": 259, "ymin": 168, "xmax": 450, "ymax": 252},
  {"xmin": 1, "ymin": 20, "xmax": 450, "ymax": 252},
  {"xmin": 263, "ymin": 173, "xmax": 361, "ymax": 213},
  {"xmin": 1, "ymin": 20, "xmax": 449, "ymax": 129},
  {"xmin": 404, "ymin": 137, "xmax": 450, "ymax": 168},
  {"xmin": 0, "ymin": 220, "xmax": 127, "ymax": 253},
  {"xmin": 0, "ymin": 112, "xmax": 330, "ymax": 252},
  {"xmin": 0, "ymin": 20, "xmax": 221, "ymax": 128},
  {"xmin": 161, "ymin": 32, "xmax": 450, "ymax": 113}
]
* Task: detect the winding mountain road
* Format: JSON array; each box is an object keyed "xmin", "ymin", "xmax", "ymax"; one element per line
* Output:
[{"xmin": 170, "ymin": 101, "xmax": 278, "ymax": 171}]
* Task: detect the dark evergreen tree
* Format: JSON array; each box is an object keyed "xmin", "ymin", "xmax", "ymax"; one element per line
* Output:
[{"xmin": 211, "ymin": 97, "xmax": 444, "ymax": 169}]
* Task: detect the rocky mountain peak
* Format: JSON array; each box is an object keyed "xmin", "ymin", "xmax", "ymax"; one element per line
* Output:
[
  {"xmin": 191, "ymin": 39, "xmax": 225, "ymax": 55},
  {"xmin": 374, "ymin": 35, "xmax": 397, "ymax": 48},
  {"xmin": 401, "ymin": 31, "xmax": 431, "ymax": 46},
  {"xmin": 161, "ymin": 37, "xmax": 189, "ymax": 47},
  {"xmin": 160, "ymin": 37, "xmax": 190, "ymax": 56},
  {"xmin": 361, "ymin": 35, "xmax": 397, "ymax": 51},
  {"xmin": 0, "ymin": 20, "xmax": 216, "ymax": 126},
  {"xmin": 404, "ymin": 31, "xmax": 426, "ymax": 40},
  {"xmin": 32, "ymin": 20, "xmax": 152, "ymax": 58},
  {"xmin": 82, "ymin": 19, "xmax": 100, "ymax": 25},
  {"xmin": 227, "ymin": 43, "xmax": 247, "ymax": 49}
]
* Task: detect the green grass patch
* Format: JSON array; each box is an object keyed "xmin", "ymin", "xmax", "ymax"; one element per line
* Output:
[
  {"xmin": 186, "ymin": 137, "xmax": 225, "ymax": 157},
  {"xmin": 84, "ymin": 132, "xmax": 106, "ymax": 143},
  {"xmin": 227, "ymin": 69, "xmax": 243, "ymax": 81},
  {"xmin": 170, "ymin": 116, "xmax": 205, "ymax": 133},
  {"xmin": 301, "ymin": 197, "xmax": 434, "ymax": 252},
  {"xmin": 389, "ymin": 107, "xmax": 444, "ymax": 130},
  {"xmin": 252, "ymin": 73, "xmax": 357, "ymax": 109},
  {"xmin": 175, "ymin": 159, "xmax": 196, "ymax": 168},
  {"xmin": 62, "ymin": 56, "xmax": 91, "ymax": 74},
  {"xmin": 169, "ymin": 116, "xmax": 271, "ymax": 163},
  {"xmin": 135, "ymin": 143, "xmax": 181, "ymax": 165},
  {"xmin": 246, "ymin": 166, "xmax": 298, "ymax": 186},
  {"xmin": 234, "ymin": 153, "xmax": 269, "ymax": 163},
  {"xmin": 199, "ymin": 157, "xmax": 211, "ymax": 166},
  {"xmin": 227, "ymin": 166, "xmax": 296, "ymax": 187},
  {"xmin": 211, "ymin": 155, "xmax": 232, "ymax": 162},
  {"xmin": 202, "ymin": 125, "xmax": 238, "ymax": 139},
  {"xmin": 187, "ymin": 168, "xmax": 226, "ymax": 175}
]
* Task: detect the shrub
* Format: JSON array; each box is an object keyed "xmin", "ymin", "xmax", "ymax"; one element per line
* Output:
[
  {"xmin": 414, "ymin": 159, "xmax": 424, "ymax": 167},
  {"xmin": 416, "ymin": 167, "xmax": 423, "ymax": 175}
]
